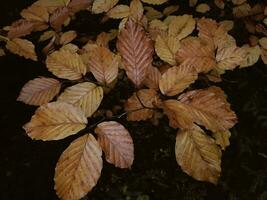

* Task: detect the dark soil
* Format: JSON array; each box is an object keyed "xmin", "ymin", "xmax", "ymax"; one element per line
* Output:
[{"xmin": 1, "ymin": 0, "xmax": 267, "ymax": 200}]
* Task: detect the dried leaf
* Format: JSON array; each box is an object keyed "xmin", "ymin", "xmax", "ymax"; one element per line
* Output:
[
  {"xmin": 175, "ymin": 124, "xmax": 221, "ymax": 184},
  {"xmin": 34, "ymin": 0, "xmax": 70, "ymax": 13},
  {"xmin": 232, "ymin": 0, "xmax": 247, "ymax": 5},
  {"xmin": 216, "ymin": 45, "xmax": 248, "ymax": 70},
  {"xmin": 214, "ymin": 0, "xmax": 225, "ymax": 9},
  {"xmin": 130, "ymin": 0, "xmax": 144, "ymax": 22},
  {"xmin": 39, "ymin": 30, "xmax": 56, "ymax": 42},
  {"xmin": 24, "ymin": 102, "xmax": 87, "ymax": 140},
  {"xmin": 189, "ymin": 0, "xmax": 198, "ymax": 7},
  {"xmin": 17, "ymin": 77, "xmax": 61, "ymax": 106},
  {"xmin": 144, "ymin": 6, "xmax": 163, "ymax": 21},
  {"xmin": 163, "ymin": 5, "xmax": 179, "ymax": 16},
  {"xmin": 21, "ymin": 4, "xmax": 49, "ymax": 22},
  {"xmin": 55, "ymin": 134, "xmax": 102, "ymax": 200},
  {"xmin": 60, "ymin": 30, "xmax": 77, "ymax": 45},
  {"xmin": 168, "ymin": 15, "xmax": 195, "ymax": 40},
  {"xmin": 240, "ymin": 45, "xmax": 261, "ymax": 68},
  {"xmin": 143, "ymin": 66, "xmax": 161, "ymax": 90},
  {"xmin": 155, "ymin": 35, "xmax": 180, "ymax": 65},
  {"xmin": 67, "ymin": 0, "xmax": 93, "ymax": 13},
  {"xmin": 107, "ymin": 5, "xmax": 130, "ymax": 19},
  {"xmin": 6, "ymin": 38, "xmax": 37, "ymax": 61},
  {"xmin": 196, "ymin": 4, "xmax": 210, "ymax": 13},
  {"xmin": 87, "ymin": 46, "xmax": 119, "ymax": 85},
  {"xmin": 58, "ymin": 82, "xmax": 103, "ymax": 117},
  {"xmin": 92, "ymin": 0, "xmax": 119, "ymax": 14},
  {"xmin": 95, "ymin": 121, "xmax": 134, "ymax": 168},
  {"xmin": 0, "ymin": 48, "xmax": 5, "ymax": 56},
  {"xmin": 148, "ymin": 19, "xmax": 168, "ymax": 40},
  {"xmin": 159, "ymin": 65, "xmax": 197, "ymax": 96},
  {"xmin": 117, "ymin": 18, "xmax": 153, "ymax": 87},
  {"xmin": 259, "ymin": 37, "xmax": 267, "ymax": 49},
  {"xmin": 125, "ymin": 89, "xmax": 160, "ymax": 121},
  {"xmin": 213, "ymin": 130, "xmax": 231, "ymax": 150},
  {"xmin": 46, "ymin": 49, "xmax": 86, "ymax": 80},
  {"xmin": 140, "ymin": 0, "xmax": 168, "ymax": 5},
  {"xmin": 261, "ymin": 48, "xmax": 267, "ymax": 64},
  {"xmin": 49, "ymin": 6, "xmax": 70, "ymax": 30},
  {"xmin": 7, "ymin": 19, "xmax": 35, "ymax": 39},
  {"xmin": 233, "ymin": 3, "xmax": 251, "ymax": 18},
  {"xmin": 176, "ymin": 38, "xmax": 216, "ymax": 73}
]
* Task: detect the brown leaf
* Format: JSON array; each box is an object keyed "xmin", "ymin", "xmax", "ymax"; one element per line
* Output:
[
  {"xmin": 68, "ymin": 0, "xmax": 93, "ymax": 13},
  {"xmin": 117, "ymin": 18, "xmax": 153, "ymax": 87},
  {"xmin": 49, "ymin": 6, "xmax": 70, "ymax": 30},
  {"xmin": 57, "ymin": 82, "xmax": 103, "ymax": 117},
  {"xmin": 17, "ymin": 77, "xmax": 61, "ymax": 106},
  {"xmin": 125, "ymin": 89, "xmax": 160, "ymax": 121},
  {"xmin": 130, "ymin": 0, "xmax": 144, "ymax": 22},
  {"xmin": 59, "ymin": 30, "xmax": 77, "ymax": 45},
  {"xmin": 196, "ymin": 3, "xmax": 210, "ymax": 13},
  {"xmin": 140, "ymin": 0, "xmax": 168, "ymax": 5},
  {"xmin": 87, "ymin": 46, "xmax": 119, "ymax": 85},
  {"xmin": 55, "ymin": 134, "xmax": 102, "ymax": 200},
  {"xmin": 176, "ymin": 37, "xmax": 216, "ymax": 73},
  {"xmin": 163, "ymin": 5, "xmax": 179, "ymax": 16},
  {"xmin": 24, "ymin": 102, "xmax": 87, "ymax": 140},
  {"xmin": 107, "ymin": 5, "xmax": 130, "ymax": 19},
  {"xmin": 213, "ymin": 130, "xmax": 231, "ymax": 150},
  {"xmin": 92, "ymin": 0, "xmax": 119, "ymax": 14},
  {"xmin": 21, "ymin": 4, "xmax": 49, "ymax": 23},
  {"xmin": 7, "ymin": 19, "xmax": 35, "ymax": 39},
  {"xmin": 95, "ymin": 121, "xmax": 134, "ymax": 168},
  {"xmin": 143, "ymin": 66, "xmax": 162, "ymax": 90},
  {"xmin": 159, "ymin": 65, "xmax": 197, "ymax": 96},
  {"xmin": 148, "ymin": 19, "xmax": 168, "ymax": 41},
  {"xmin": 6, "ymin": 38, "xmax": 37, "ymax": 61},
  {"xmin": 175, "ymin": 124, "xmax": 222, "ymax": 184},
  {"xmin": 46, "ymin": 49, "xmax": 87, "ymax": 80}
]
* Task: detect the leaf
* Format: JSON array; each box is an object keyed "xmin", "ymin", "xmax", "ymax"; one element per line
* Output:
[
  {"xmin": 196, "ymin": 3, "xmax": 210, "ymax": 13},
  {"xmin": 159, "ymin": 65, "xmax": 197, "ymax": 96},
  {"xmin": 176, "ymin": 37, "xmax": 216, "ymax": 73},
  {"xmin": 67, "ymin": 0, "xmax": 93, "ymax": 13},
  {"xmin": 60, "ymin": 30, "xmax": 77, "ymax": 45},
  {"xmin": 216, "ymin": 45, "xmax": 248, "ymax": 70},
  {"xmin": 125, "ymin": 89, "xmax": 160, "ymax": 121},
  {"xmin": 95, "ymin": 121, "xmax": 134, "ymax": 168},
  {"xmin": 107, "ymin": 5, "xmax": 130, "ymax": 19},
  {"xmin": 17, "ymin": 77, "xmax": 61, "ymax": 106},
  {"xmin": 21, "ymin": 4, "xmax": 49, "ymax": 22},
  {"xmin": 58, "ymin": 82, "xmax": 103, "ymax": 117},
  {"xmin": 163, "ymin": 87, "xmax": 237, "ymax": 132},
  {"xmin": 261, "ymin": 48, "xmax": 267, "ymax": 64},
  {"xmin": 117, "ymin": 18, "xmax": 153, "ymax": 87},
  {"xmin": 6, "ymin": 38, "xmax": 37, "ymax": 61},
  {"xmin": 213, "ymin": 130, "xmax": 231, "ymax": 150},
  {"xmin": 23, "ymin": 102, "xmax": 87, "ymax": 140},
  {"xmin": 49, "ymin": 6, "xmax": 70, "ymax": 30},
  {"xmin": 34, "ymin": 0, "xmax": 69, "ymax": 13},
  {"xmin": 87, "ymin": 46, "xmax": 119, "ymax": 85},
  {"xmin": 168, "ymin": 15, "xmax": 195, "ymax": 40},
  {"xmin": 175, "ymin": 124, "xmax": 222, "ymax": 184},
  {"xmin": 140, "ymin": 0, "xmax": 168, "ymax": 5},
  {"xmin": 240, "ymin": 45, "xmax": 261, "ymax": 68},
  {"xmin": 155, "ymin": 35, "xmax": 180, "ymax": 65},
  {"xmin": 163, "ymin": 5, "xmax": 179, "ymax": 16},
  {"xmin": 144, "ymin": 6, "xmax": 163, "ymax": 21},
  {"xmin": 143, "ymin": 66, "xmax": 161, "ymax": 90},
  {"xmin": 148, "ymin": 19, "xmax": 168, "ymax": 40},
  {"xmin": 54, "ymin": 134, "xmax": 102, "ymax": 200},
  {"xmin": 7, "ymin": 19, "xmax": 35, "ymax": 39},
  {"xmin": 92, "ymin": 0, "xmax": 119, "ymax": 14},
  {"xmin": 259, "ymin": 37, "xmax": 267, "ymax": 49},
  {"xmin": 130, "ymin": 0, "xmax": 144, "ymax": 22},
  {"xmin": 233, "ymin": 3, "xmax": 251, "ymax": 18},
  {"xmin": 46, "ymin": 49, "xmax": 87, "ymax": 80}
]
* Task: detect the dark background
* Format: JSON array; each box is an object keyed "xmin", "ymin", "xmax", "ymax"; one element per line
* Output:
[{"xmin": 0, "ymin": 0, "xmax": 267, "ymax": 200}]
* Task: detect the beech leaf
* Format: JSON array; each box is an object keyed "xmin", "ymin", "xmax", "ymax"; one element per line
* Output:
[
  {"xmin": 17, "ymin": 77, "xmax": 61, "ymax": 106},
  {"xmin": 54, "ymin": 134, "xmax": 102, "ymax": 200},
  {"xmin": 92, "ymin": 0, "xmax": 119, "ymax": 14},
  {"xmin": 143, "ymin": 66, "xmax": 162, "ymax": 90},
  {"xmin": 21, "ymin": 4, "xmax": 49, "ymax": 22},
  {"xmin": 95, "ymin": 121, "xmax": 134, "ymax": 168},
  {"xmin": 23, "ymin": 102, "xmax": 87, "ymax": 141},
  {"xmin": 7, "ymin": 19, "xmax": 35, "ymax": 39},
  {"xmin": 107, "ymin": 5, "xmax": 130, "ymax": 19},
  {"xmin": 140, "ymin": 0, "xmax": 168, "ymax": 5}
]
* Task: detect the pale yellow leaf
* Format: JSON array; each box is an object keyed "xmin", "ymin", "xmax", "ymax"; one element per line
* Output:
[
  {"xmin": 107, "ymin": 5, "xmax": 130, "ymax": 19},
  {"xmin": 168, "ymin": 15, "xmax": 195, "ymax": 40},
  {"xmin": 24, "ymin": 102, "xmax": 87, "ymax": 140},
  {"xmin": 55, "ymin": 134, "xmax": 102, "ymax": 200},
  {"xmin": 159, "ymin": 65, "xmax": 197, "ymax": 96},
  {"xmin": 92, "ymin": 0, "xmax": 119, "ymax": 14},
  {"xmin": 6, "ymin": 38, "xmax": 37, "ymax": 61},
  {"xmin": 17, "ymin": 77, "xmax": 61, "ymax": 106},
  {"xmin": 175, "ymin": 124, "xmax": 221, "ymax": 184},
  {"xmin": 58, "ymin": 82, "xmax": 103, "ymax": 117},
  {"xmin": 155, "ymin": 35, "xmax": 180, "ymax": 65},
  {"xmin": 95, "ymin": 121, "xmax": 134, "ymax": 168},
  {"xmin": 46, "ymin": 49, "xmax": 86, "ymax": 80}
]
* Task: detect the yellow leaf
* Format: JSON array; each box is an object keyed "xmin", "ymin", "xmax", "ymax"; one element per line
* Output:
[
  {"xmin": 46, "ymin": 49, "xmax": 86, "ymax": 80},
  {"xmin": 55, "ymin": 134, "xmax": 102, "ymax": 200},
  {"xmin": 107, "ymin": 5, "xmax": 130, "ymax": 19},
  {"xmin": 148, "ymin": 19, "xmax": 168, "ymax": 40},
  {"xmin": 92, "ymin": 0, "xmax": 119, "ymax": 14},
  {"xmin": 159, "ymin": 65, "xmax": 197, "ymax": 96},
  {"xmin": 21, "ymin": 4, "xmax": 49, "ymax": 22},
  {"xmin": 58, "ymin": 82, "xmax": 103, "ymax": 117},
  {"xmin": 175, "ymin": 124, "xmax": 222, "ymax": 184},
  {"xmin": 95, "ymin": 121, "xmax": 134, "ymax": 168},
  {"xmin": 213, "ymin": 130, "xmax": 231, "ymax": 150},
  {"xmin": 155, "ymin": 35, "xmax": 180, "ymax": 65},
  {"xmin": 87, "ymin": 46, "xmax": 119, "ymax": 85},
  {"xmin": 196, "ymin": 3, "xmax": 210, "ymax": 13},
  {"xmin": 168, "ymin": 15, "xmax": 195, "ymax": 40},
  {"xmin": 143, "ymin": 66, "xmax": 162, "ymax": 90},
  {"xmin": 6, "ymin": 38, "xmax": 37, "ymax": 61},
  {"xmin": 34, "ymin": 0, "xmax": 70, "ymax": 13},
  {"xmin": 130, "ymin": 0, "xmax": 144, "ymax": 22},
  {"xmin": 259, "ymin": 37, "xmax": 267, "ymax": 49},
  {"xmin": 125, "ymin": 89, "xmax": 160, "ymax": 121},
  {"xmin": 24, "ymin": 102, "xmax": 87, "ymax": 140},
  {"xmin": 144, "ymin": 6, "xmax": 163, "ymax": 21},
  {"xmin": 17, "ymin": 77, "xmax": 61, "ymax": 106},
  {"xmin": 240, "ymin": 45, "xmax": 261, "ymax": 68},
  {"xmin": 59, "ymin": 30, "xmax": 77, "ymax": 45},
  {"xmin": 140, "ymin": 0, "xmax": 168, "ymax": 5},
  {"xmin": 163, "ymin": 5, "xmax": 179, "ymax": 16}
]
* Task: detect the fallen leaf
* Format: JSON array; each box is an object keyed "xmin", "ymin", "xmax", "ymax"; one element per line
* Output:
[
  {"xmin": 7, "ymin": 19, "xmax": 35, "ymax": 39},
  {"xmin": 196, "ymin": 3, "xmax": 210, "ymax": 13},
  {"xmin": 130, "ymin": 0, "xmax": 144, "ymax": 22},
  {"xmin": 60, "ymin": 30, "xmax": 77, "ymax": 45},
  {"xmin": 144, "ymin": 6, "xmax": 163, "ymax": 21},
  {"xmin": 240, "ymin": 45, "xmax": 261, "ymax": 68},
  {"xmin": 67, "ymin": 0, "xmax": 93, "ymax": 13},
  {"xmin": 140, "ymin": 0, "xmax": 168, "ymax": 5},
  {"xmin": 143, "ymin": 66, "xmax": 162, "ymax": 90},
  {"xmin": 163, "ymin": 5, "xmax": 179, "ymax": 16},
  {"xmin": 21, "ymin": 4, "xmax": 49, "ymax": 22},
  {"xmin": 213, "ymin": 130, "xmax": 231, "ymax": 150},
  {"xmin": 95, "ymin": 121, "xmax": 134, "ymax": 168},
  {"xmin": 92, "ymin": 0, "xmax": 119, "ymax": 13},
  {"xmin": 49, "ymin": 6, "xmax": 70, "ymax": 30},
  {"xmin": 107, "ymin": 4, "xmax": 130, "ymax": 19}
]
